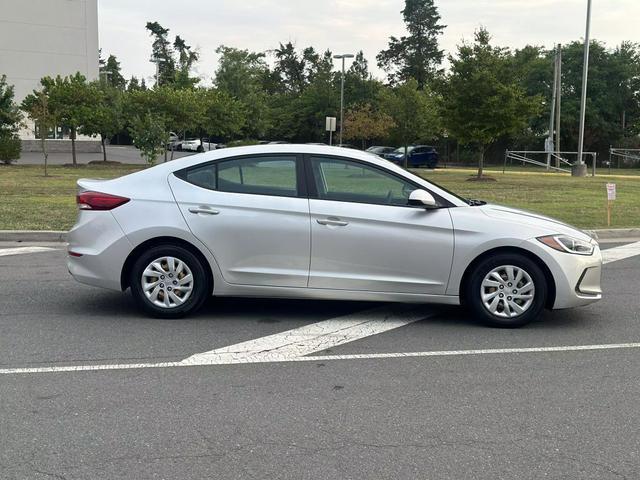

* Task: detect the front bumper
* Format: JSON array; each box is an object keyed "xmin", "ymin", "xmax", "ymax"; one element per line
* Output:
[{"xmin": 525, "ymin": 239, "xmax": 603, "ymax": 309}]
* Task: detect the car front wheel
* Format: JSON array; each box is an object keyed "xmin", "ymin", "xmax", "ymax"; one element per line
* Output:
[
  {"xmin": 129, "ymin": 245, "xmax": 209, "ymax": 318},
  {"xmin": 466, "ymin": 253, "xmax": 547, "ymax": 327}
]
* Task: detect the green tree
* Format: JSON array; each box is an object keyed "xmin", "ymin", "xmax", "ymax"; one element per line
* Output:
[
  {"xmin": 344, "ymin": 51, "xmax": 384, "ymax": 110},
  {"xmin": 343, "ymin": 103, "xmax": 395, "ymax": 149},
  {"xmin": 214, "ymin": 46, "xmax": 271, "ymax": 138},
  {"xmin": 441, "ymin": 28, "xmax": 542, "ymax": 178},
  {"xmin": 273, "ymin": 42, "xmax": 308, "ymax": 94},
  {"xmin": 146, "ymin": 22, "xmax": 200, "ymax": 88},
  {"xmin": 21, "ymin": 90, "xmax": 56, "ymax": 176},
  {"xmin": 377, "ymin": 0, "xmax": 446, "ymax": 88},
  {"xmin": 146, "ymin": 21, "xmax": 176, "ymax": 86},
  {"xmin": 380, "ymin": 79, "xmax": 440, "ymax": 167},
  {"xmin": 348, "ymin": 50, "xmax": 369, "ymax": 80},
  {"xmin": 80, "ymin": 82, "xmax": 124, "ymax": 161},
  {"xmin": 99, "ymin": 53, "xmax": 127, "ymax": 89},
  {"xmin": 125, "ymin": 86, "xmax": 199, "ymax": 161},
  {"xmin": 0, "ymin": 75, "xmax": 22, "ymax": 164},
  {"xmin": 198, "ymin": 89, "xmax": 246, "ymax": 141},
  {"xmin": 127, "ymin": 76, "xmax": 147, "ymax": 92},
  {"xmin": 129, "ymin": 112, "xmax": 166, "ymax": 165},
  {"xmin": 173, "ymin": 36, "xmax": 200, "ymax": 88},
  {"xmin": 40, "ymin": 73, "xmax": 101, "ymax": 167}
]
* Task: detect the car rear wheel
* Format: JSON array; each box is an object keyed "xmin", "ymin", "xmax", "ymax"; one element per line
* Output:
[
  {"xmin": 465, "ymin": 253, "xmax": 547, "ymax": 327},
  {"xmin": 130, "ymin": 245, "xmax": 209, "ymax": 318}
]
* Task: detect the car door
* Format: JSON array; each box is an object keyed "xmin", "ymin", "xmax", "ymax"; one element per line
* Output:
[
  {"xmin": 169, "ymin": 154, "xmax": 311, "ymax": 287},
  {"xmin": 410, "ymin": 147, "xmax": 428, "ymax": 166},
  {"xmin": 306, "ymin": 155, "xmax": 454, "ymax": 295}
]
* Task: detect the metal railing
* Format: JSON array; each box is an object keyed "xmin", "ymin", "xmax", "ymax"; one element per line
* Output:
[{"xmin": 504, "ymin": 150, "xmax": 597, "ymax": 176}]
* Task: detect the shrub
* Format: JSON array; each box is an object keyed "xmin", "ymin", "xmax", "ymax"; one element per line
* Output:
[{"xmin": 0, "ymin": 134, "xmax": 21, "ymax": 164}]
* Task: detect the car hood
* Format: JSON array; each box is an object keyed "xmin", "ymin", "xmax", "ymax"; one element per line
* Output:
[{"xmin": 479, "ymin": 204, "xmax": 594, "ymax": 242}]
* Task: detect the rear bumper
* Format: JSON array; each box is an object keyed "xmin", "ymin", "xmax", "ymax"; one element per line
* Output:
[{"xmin": 67, "ymin": 211, "xmax": 132, "ymax": 291}]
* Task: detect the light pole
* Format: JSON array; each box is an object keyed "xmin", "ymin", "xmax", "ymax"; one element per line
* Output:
[
  {"xmin": 333, "ymin": 53, "xmax": 354, "ymax": 145},
  {"xmin": 150, "ymin": 56, "xmax": 161, "ymax": 87},
  {"xmin": 573, "ymin": 0, "xmax": 592, "ymax": 177}
]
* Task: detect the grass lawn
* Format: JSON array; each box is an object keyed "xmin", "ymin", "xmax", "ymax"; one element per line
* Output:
[
  {"xmin": 415, "ymin": 168, "xmax": 640, "ymax": 229},
  {"xmin": 0, "ymin": 164, "xmax": 145, "ymax": 230},
  {"xmin": 1, "ymin": 163, "xmax": 639, "ymax": 230}
]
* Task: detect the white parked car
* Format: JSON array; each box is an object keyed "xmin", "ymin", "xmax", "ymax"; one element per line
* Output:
[
  {"xmin": 68, "ymin": 145, "xmax": 602, "ymax": 327},
  {"xmin": 181, "ymin": 138, "xmax": 216, "ymax": 152}
]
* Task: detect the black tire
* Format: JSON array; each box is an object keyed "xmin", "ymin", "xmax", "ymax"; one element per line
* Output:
[
  {"xmin": 130, "ymin": 244, "xmax": 210, "ymax": 318},
  {"xmin": 465, "ymin": 253, "xmax": 547, "ymax": 328}
]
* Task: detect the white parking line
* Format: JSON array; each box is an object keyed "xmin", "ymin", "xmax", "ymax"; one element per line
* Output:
[
  {"xmin": 602, "ymin": 241, "xmax": 640, "ymax": 264},
  {"xmin": 0, "ymin": 246, "xmax": 56, "ymax": 257},
  {"xmin": 3, "ymin": 342, "xmax": 640, "ymax": 375},
  {"xmin": 1, "ymin": 240, "xmax": 640, "ymax": 376},
  {"xmin": 181, "ymin": 304, "xmax": 432, "ymax": 365}
]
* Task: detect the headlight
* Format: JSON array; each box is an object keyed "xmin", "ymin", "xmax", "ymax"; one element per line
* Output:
[{"xmin": 537, "ymin": 235, "xmax": 594, "ymax": 256}]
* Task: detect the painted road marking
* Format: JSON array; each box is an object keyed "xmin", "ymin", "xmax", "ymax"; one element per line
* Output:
[
  {"xmin": 182, "ymin": 304, "xmax": 433, "ymax": 365},
  {"xmin": 0, "ymin": 247, "xmax": 56, "ymax": 257},
  {"xmin": 3, "ymin": 342, "xmax": 640, "ymax": 375},
  {"xmin": 1, "ymin": 240, "xmax": 640, "ymax": 375},
  {"xmin": 602, "ymin": 241, "xmax": 640, "ymax": 264}
]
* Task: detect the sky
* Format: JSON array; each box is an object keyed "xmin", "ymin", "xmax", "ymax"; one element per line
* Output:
[{"xmin": 98, "ymin": 0, "xmax": 640, "ymax": 85}]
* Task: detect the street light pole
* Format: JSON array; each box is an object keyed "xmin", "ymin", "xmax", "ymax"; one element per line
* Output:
[
  {"xmin": 573, "ymin": 0, "xmax": 592, "ymax": 177},
  {"xmin": 333, "ymin": 53, "xmax": 354, "ymax": 145},
  {"xmin": 150, "ymin": 56, "xmax": 161, "ymax": 87}
]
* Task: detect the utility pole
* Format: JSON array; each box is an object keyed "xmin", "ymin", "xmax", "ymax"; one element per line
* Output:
[
  {"xmin": 555, "ymin": 44, "xmax": 562, "ymax": 168},
  {"xmin": 546, "ymin": 47, "xmax": 559, "ymax": 170},
  {"xmin": 333, "ymin": 53, "xmax": 354, "ymax": 145},
  {"xmin": 573, "ymin": 0, "xmax": 592, "ymax": 177}
]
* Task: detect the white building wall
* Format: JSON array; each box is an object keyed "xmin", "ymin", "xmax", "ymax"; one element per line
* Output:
[{"xmin": 0, "ymin": 0, "xmax": 99, "ymax": 140}]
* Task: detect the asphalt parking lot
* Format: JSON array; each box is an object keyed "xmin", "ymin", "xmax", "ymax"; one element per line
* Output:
[{"xmin": 1, "ymin": 242, "xmax": 640, "ymax": 479}]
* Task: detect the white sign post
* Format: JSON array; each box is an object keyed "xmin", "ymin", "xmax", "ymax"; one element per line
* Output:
[
  {"xmin": 606, "ymin": 183, "xmax": 616, "ymax": 226},
  {"xmin": 326, "ymin": 116, "xmax": 336, "ymax": 146}
]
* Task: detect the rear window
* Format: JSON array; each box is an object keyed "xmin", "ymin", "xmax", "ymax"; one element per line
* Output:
[{"xmin": 179, "ymin": 155, "xmax": 298, "ymax": 198}]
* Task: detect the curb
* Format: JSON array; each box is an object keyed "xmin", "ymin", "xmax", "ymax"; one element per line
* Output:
[
  {"xmin": 0, "ymin": 230, "xmax": 67, "ymax": 242},
  {"xmin": 1, "ymin": 228, "xmax": 639, "ymax": 243},
  {"xmin": 589, "ymin": 228, "xmax": 640, "ymax": 240}
]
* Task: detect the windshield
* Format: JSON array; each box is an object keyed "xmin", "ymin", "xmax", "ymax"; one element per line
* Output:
[
  {"xmin": 393, "ymin": 146, "xmax": 414, "ymax": 154},
  {"xmin": 391, "ymin": 163, "xmax": 474, "ymax": 205}
]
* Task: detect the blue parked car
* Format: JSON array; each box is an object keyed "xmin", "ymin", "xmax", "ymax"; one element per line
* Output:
[{"xmin": 383, "ymin": 145, "xmax": 439, "ymax": 168}]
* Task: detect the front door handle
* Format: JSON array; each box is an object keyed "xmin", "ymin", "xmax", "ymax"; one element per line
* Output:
[
  {"xmin": 317, "ymin": 217, "xmax": 349, "ymax": 227},
  {"xmin": 188, "ymin": 206, "xmax": 220, "ymax": 216}
]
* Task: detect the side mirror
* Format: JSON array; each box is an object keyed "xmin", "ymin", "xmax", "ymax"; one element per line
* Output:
[{"xmin": 408, "ymin": 189, "xmax": 437, "ymax": 209}]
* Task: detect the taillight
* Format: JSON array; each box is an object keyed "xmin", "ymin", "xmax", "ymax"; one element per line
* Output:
[{"xmin": 76, "ymin": 191, "xmax": 130, "ymax": 210}]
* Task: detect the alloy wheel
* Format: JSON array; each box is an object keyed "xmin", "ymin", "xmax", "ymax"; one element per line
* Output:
[
  {"xmin": 141, "ymin": 256, "xmax": 194, "ymax": 309},
  {"xmin": 480, "ymin": 265, "xmax": 535, "ymax": 318}
]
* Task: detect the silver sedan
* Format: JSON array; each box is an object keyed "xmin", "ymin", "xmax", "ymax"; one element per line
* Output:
[{"xmin": 68, "ymin": 145, "xmax": 602, "ymax": 327}]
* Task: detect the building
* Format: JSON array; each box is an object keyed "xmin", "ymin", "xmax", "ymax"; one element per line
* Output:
[{"xmin": 0, "ymin": 0, "xmax": 99, "ymax": 148}]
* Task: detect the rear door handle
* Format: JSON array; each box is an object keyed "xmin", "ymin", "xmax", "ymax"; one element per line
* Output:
[
  {"xmin": 188, "ymin": 206, "xmax": 220, "ymax": 215},
  {"xmin": 317, "ymin": 217, "xmax": 349, "ymax": 227}
]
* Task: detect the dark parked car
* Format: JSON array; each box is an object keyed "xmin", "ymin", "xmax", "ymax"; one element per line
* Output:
[
  {"xmin": 366, "ymin": 146, "xmax": 396, "ymax": 157},
  {"xmin": 383, "ymin": 145, "xmax": 439, "ymax": 168}
]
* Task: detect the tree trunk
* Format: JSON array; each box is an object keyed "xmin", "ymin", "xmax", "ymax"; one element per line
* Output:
[
  {"xmin": 101, "ymin": 135, "xmax": 107, "ymax": 162},
  {"xmin": 477, "ymin": 146, "xmax": 484, "ymax": 179},
  {"xmin": 71, "ymin": 127, "xmax": 77, "ymax": 167},
  {"xmin": 403, "ymin": 143, "xmax": 409, "ymax": 169},
  {"xmin": 41, "ymin": 133, "xmax": 48, "ymax": 177}
]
